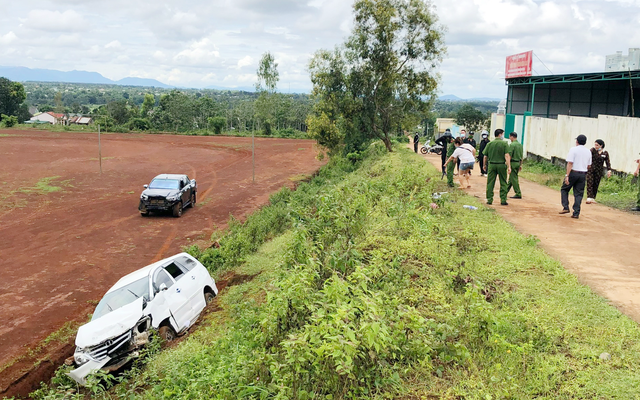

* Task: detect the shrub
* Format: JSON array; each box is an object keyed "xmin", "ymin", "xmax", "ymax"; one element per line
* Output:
[
  {"xmin": 208, "ymin": 116, "xmax": 226, "ymax": 135},
  {"xmin": 128, "ymin": 118, "xmax": 151, "ymax": 131},
  {"xmin": 1, "ymin": 114, "xmax": 18, "ymax": 127}
]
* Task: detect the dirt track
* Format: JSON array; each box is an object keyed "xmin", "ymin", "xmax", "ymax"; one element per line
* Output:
[
  {"xmin": 421, "ymin": 151, "xmax": 640, "ymax": 323},
  {"xmin": 0, "ymin": 130, "xmax": 324, "ymax": 396}
]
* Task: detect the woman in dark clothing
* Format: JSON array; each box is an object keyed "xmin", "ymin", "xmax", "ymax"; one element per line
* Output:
[{"xmin": 586, "ymin": 139, "xmax": 612, "ymax": 204}]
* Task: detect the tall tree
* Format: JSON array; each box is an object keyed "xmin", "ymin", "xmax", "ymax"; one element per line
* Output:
[
  {"xmin": 140, "ymin": 94, "xmax": 155, "ymax": 117},
  {"xmin": 0, "ymin": 77, "xmax": 27, "ymax": 121},
  {"xmin": 308, "ymin": 0, "xmax": 445, "ymax": 152},
  {"xmin": 255, "ymin": 52, "xmax": 280, "ymax": 134},
  {"xmin": 454, "ymin": 104, "xmax": 488, "ymax": 133}
]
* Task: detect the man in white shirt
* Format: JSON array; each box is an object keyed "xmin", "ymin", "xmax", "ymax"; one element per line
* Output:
[{"xmin": 559, "ymin": 134, "xmax": 592, "ymax": 219}]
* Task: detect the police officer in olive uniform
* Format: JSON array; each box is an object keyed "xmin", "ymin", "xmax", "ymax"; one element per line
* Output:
[
  {"xmin": 506, "ymin": 132, "xmax": 523, "ymax": 199},
  {"xmin": 445, "ymin": 136, "xmax": 455, "ymax": 187},
  {"xmin": 482, "ymin": 129, "xmax": 511, "ymax": 205},
  {"xmin": 413, "ymin": 133, "xmax": 420, "ymax": 153}
]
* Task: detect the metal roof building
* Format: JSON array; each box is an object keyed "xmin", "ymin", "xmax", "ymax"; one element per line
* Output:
[{"xmin": 506, "ymin": 70, "xmax": 640, "ymax": 119}]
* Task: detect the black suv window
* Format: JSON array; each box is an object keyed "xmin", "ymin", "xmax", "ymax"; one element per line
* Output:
[{"xmin": 164, "ymin": 262, "xmax": 186, "ymax": 281}]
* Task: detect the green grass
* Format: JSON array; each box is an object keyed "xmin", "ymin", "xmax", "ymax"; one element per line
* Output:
[
  {"xmin": 13, "ymin": 123, "xmax": 310, "ymax": 140},
  {"xmin": 0, "ymin": 177, "xmax": 71, "ymax": 210},
  {"xmin": 521, "ymin": 159, "xmax": 639, "ymax": 210},
  {"xmin": 18, "ymin": 176, "xmax": 67, "ymax": 194},
  {"xmin": 31, "ymin": 145, "xmax": 640, "ymax": 399}
]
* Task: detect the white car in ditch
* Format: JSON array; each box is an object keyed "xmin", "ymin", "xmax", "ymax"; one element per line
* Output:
[{"xmin": 68, "ymin": 253, "xmax": 218, "ymax": 384}]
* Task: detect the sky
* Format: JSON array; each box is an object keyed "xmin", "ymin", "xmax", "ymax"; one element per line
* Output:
[{"xmin": 1, "ymin": 0, "xmax": 639, "ymax": 99}]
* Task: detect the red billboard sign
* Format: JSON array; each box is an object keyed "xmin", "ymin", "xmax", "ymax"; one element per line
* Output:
[{"xmin": 505, "ymin": 51, "xmax": 533, "ymax": 79}]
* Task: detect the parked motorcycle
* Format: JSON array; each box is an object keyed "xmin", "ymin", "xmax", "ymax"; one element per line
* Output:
[{"xmin": 420, "ymin": 143, "xmax": 443, "ymax": 155}]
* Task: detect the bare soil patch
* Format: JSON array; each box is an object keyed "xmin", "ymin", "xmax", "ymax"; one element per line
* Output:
[{"xmin": 0, "ymin": 130, "xmax": 324, "ymax": 397}]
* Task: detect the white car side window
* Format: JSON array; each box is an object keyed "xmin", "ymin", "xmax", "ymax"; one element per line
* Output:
[
  {"xmin": 153, "ymin": 268, "xmax": 174, "ymax": 293},
  {"xmin": 164, "ymin": 262, "xmax": 187, "ymax": 282}
]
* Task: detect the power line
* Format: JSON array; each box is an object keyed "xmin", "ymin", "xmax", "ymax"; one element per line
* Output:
[{"xmin": 533, "ymin": 52, "xmax": 554, "ymax": 75}]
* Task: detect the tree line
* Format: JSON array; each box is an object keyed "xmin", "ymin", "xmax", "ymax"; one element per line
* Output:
[{"xmin": 17, "ymin": 81, "xmax": 312, "ymax": 135}]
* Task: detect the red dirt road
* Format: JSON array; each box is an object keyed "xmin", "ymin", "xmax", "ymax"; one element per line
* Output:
[{"xmin": 0, "ymin": 130, "xmax": 324, "ymax": 393}]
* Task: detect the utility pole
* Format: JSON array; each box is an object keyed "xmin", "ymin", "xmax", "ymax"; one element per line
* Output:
[
  {"xmin": 98, "ymin": 124, "xmax": 102, "ymax": 174},
  {"xmin": 252, "ymin": 130, "xmax": 255, "ymax": 183}
]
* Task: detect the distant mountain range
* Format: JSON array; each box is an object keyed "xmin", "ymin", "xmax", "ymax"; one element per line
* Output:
[
  {"xmin": 0, "ymin": 66, "xmax": 502, "ymax": 100},
  {"xmin": 0, "ymin": 66, "xmax": 173, "ymax": 88}
]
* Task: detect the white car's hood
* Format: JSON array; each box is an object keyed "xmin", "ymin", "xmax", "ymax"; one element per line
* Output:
[{"xmin": 76, "ymin": 298, "xmax": 144, "ymax": 348}]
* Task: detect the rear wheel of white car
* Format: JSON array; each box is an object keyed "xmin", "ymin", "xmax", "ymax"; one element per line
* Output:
[
  {"xmin": 189, "ymin": 192, "xmax": 196, "ymax": 208},
  {"xmin": 159, "ymin": 325, "xmax": 176, "ymax": 342},
  {"xmin": 172, "ymin": 202, "xmax": 183, "ymax": 218},
  {"xmin": 204, "ymin": 291, "xmax": 215, "ymax": 305}
]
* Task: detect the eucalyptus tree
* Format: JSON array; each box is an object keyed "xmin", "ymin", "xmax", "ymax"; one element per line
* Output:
[
  {"xmin": 255, "ymin": 52, "xmax": 279, "ymax": 134},
  {"xmin": 308, "ymin": 0, "xmax": 446, "ymax": 152}
]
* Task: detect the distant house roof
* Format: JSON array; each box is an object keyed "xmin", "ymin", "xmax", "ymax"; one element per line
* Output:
[
  {"xmin": 77, "ymin": 117, "xmax": 92, "ymax": 124},
  {"xmin": 48, "ymin": 112, "xmax": 65, "ymax": 119}
]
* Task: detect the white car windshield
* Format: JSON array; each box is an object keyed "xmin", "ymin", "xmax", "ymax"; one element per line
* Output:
[
  {"xmin": 92, "ymin": 278, "xmax": 150, "ymax": 320},
  {"xmin": 149, "ymin": 179, "xmax": 181, "ymax": 190}
]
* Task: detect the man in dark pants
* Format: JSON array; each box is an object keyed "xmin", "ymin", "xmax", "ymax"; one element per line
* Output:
[
  {"xmin": 413, "ymin": 133, "xmax": 420, "ymax": 153},
  {"xmin": 560, "ymin": 134, "xmax": 592, "ymax": 219},
  {"xmin": 483, "ymin": 129, "xmax": 511, "ymax": 205},
  {"xmin": 506, "ymin": 132, "xmax": 523, "ymax": 199},
  {"xmin": 435, "ymin": 129, "xmax": 452, "ymax": 176},
  {"xmin": 478, "ymin": 131, "xmax": 490, "ymax": 177}
]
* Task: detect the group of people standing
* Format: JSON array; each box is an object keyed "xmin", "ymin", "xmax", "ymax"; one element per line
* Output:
[
  {"xmin": 433, "ymin": 128, "xmax": 523, "ymax": 205},
  {"xmin": 425, "ymin": 128, "xmax": 640, "ymax": 218},
  {"xmin": 558, "ymin": 134, "xmax": 640, "ymax": 217}
]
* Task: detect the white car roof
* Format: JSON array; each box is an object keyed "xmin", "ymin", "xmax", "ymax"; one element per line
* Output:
[{"xmin": 106, "ymin": 253, "xmax": 195, "ymax": 293}]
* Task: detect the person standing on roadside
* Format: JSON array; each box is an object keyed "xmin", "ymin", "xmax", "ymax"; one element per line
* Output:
[
  {"xmin": 560, "ymin": 134, "xmax": 592, "ymax": 219},
  {"xmin": 413, "ymin": 132, "xmax": 420, "ymax": 153},
  {"xmin": 483, "ymin": 129, "xmax": 511, "ymax": 205},
  {"xmin": 463, "ymin": 131, "xmax": 477, "ymax": 149},
  {"xmin": 456, "ymin": 129, "xmax": 467, "ymax": 174},
  {"xmin": 506, "ymin": 132, "xmax": 523, "ymax": 199},
  {"xmin": 463, "ymin": 132, "xmax": 477, "ymax": 176},
  {"xmin": 632, "ymin": 157, "xmax": 640, "ymax": 212},
  {"xmin": 444, "ymin": 138, "xmax": 476, "ymax": 188},
  {"xmin": 478, "ymin": 131, "xmax": 490, "ymax": 177},
  {"xmin": 585, "ymin": 139, "xmax": 612, "ymax": 204},
  {"xmin": 444, "ymin": 135, "xmax": 456, "ymax": 187},
  {"xmin": 435, "ymin": 129, "xmax": 453, "ymax": 177}
]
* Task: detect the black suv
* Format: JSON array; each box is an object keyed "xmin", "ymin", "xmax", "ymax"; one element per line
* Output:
[{"xmin": 139, "ymin": 174, "xmax": 197, "ymax": 217}]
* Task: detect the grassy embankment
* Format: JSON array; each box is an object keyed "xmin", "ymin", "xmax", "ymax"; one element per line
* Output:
[
  {"xmin": 31, "ymin": 143, "xmax": 640, "ymax": 399},
  {"xmin": 520, "ymin": 159, "xmax": 638, "ymax": 210},
  {"xmin": 6, "ymin": 123, "xmax": 310, "ymax": 139}
]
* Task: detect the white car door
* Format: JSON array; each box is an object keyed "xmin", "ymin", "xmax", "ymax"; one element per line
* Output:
[
  {"xmin": 174, "ymin": 256, "xmax": 207, "ymax": 314},
  {"xmin": 151, "ymin": 267, "xmax": 192, "ymax": 333}
]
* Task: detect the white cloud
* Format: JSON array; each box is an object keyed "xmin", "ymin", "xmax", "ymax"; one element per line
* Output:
[
  {"xmin": 0, "ymin": 31, "xmax": 18, "ymax": 45},
  {"xmin": 105, "ymin": 40, "xmax": 122, "ymax": 49},
  {"xmin": 23, "ymin": 9, "xmax": 89, "ymax": 32},
  {"xmin": 173, "ymin": 38, "xmax": 221, "ymax": 67},
  {"xmin": 236, "ymin": 55, "xmax": 254, "ymax": 69}
]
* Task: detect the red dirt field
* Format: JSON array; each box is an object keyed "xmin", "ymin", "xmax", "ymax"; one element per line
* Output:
[{"xmin": 0, "ymin": 129, "xmax": 325, "ymax": 397}]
